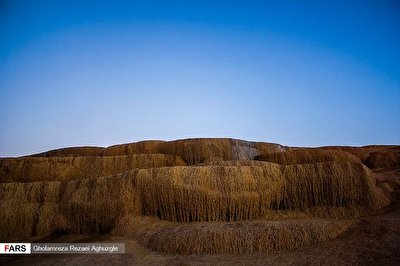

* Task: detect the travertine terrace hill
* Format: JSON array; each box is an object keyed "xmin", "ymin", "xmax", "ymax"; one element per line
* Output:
[{"xmin": 1, "ymin": 138, "xmax": 399, "ymax": 255}]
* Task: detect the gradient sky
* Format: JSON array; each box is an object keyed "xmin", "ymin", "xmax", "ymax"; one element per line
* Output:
[{"xmin": 1, "ymin": 0, "xmax": 399, "ymax": 156}]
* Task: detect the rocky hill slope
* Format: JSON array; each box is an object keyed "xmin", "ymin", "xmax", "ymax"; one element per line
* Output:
[{"xmin": 1, "ymin": 138, "xmax": 399, "ymax": 258}]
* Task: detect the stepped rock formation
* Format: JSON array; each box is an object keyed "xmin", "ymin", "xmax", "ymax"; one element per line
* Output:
[
  {"xmin": 0, "ymin": 154, "xmax": 186, "ymax": 183},
  {"xmin": 0, "ymin": 138, "xmax": 399, "ymax": 255}
]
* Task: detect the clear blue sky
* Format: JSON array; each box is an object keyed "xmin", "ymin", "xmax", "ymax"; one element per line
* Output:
[{"xmin": 1, "ymin": 0, "xmax": 399, "ymax": 156}]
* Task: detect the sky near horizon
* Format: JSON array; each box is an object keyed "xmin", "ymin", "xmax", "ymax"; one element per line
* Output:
[{"xmin": 0, "ymin": 1, "xmax": 399, "ymax": 156}]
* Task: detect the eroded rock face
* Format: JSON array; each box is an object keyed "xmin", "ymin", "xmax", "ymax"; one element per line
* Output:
[
  {"xmin": 139, "ymin": 219, "xmax": 355, "ymax": 255},
  {"xmin": 364, "ymin": 150, "xmax": 400, "ymax": 170},
  {"xmin": 0, "ymin": 138, "xmax": 397, "ymax": 254},
  {"xmin": 28, "ymin": 138, "xmax": 285, "ymax": 164},
  {"xmin": 0, "ymin": 154, "xmax": 186, "ymax": 182}
]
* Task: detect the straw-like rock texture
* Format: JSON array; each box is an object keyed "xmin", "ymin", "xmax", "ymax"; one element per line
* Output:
[
  {"xmin": 318, "ymin": 145, "xmax": 400, "ymax": 163},
  {"xmin": 364, "ymin": 150, "xmax": 400, "ymax": 170},
  {"xmin": 0, "ymin": 138, "xmax": 398, "ymax": 255},
  {"xmin": 31, "ymin": 138, "xmax": 284, "ymax": 164},
  {"xmin": 0, "ymin": 162, "xmax": 387, "ymax": 239},
  {"xmin": 254, "ymin": 149, "xmax": 361, "ymax": 165},
  {"xmin": 0, "ymin": 174, "xmax": 140, "ymax": 239},
  {"xmin": 137, "ymin": 163, "xmax": 386, "ymax": 222},
  {"xmin": 0, "ymin": 154, "xmax": 186, "ymax": 182},
  {"xmin": 139, "ymin": 219, "xmax": 354, "ymax": 254}
]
